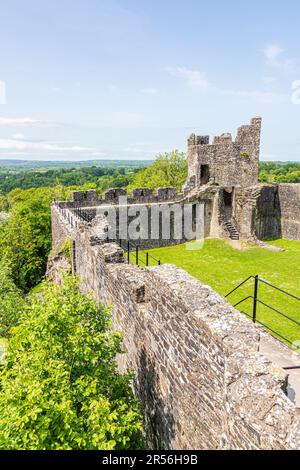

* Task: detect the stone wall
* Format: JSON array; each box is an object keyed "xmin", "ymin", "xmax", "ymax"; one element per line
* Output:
[
  {"xmin": 186, "ymin": 117, "xmax": 262, "ymax": 191},
  {"xmin": 51, "ymin": 206, "xmax": 72, "ymax": 248},
  {"xmin": 49, "ymin": 206, "xmax": 300, "ymax": 450},
  {"xmin": 234, "ymin": 185, "xmax": 281, "ymax": 240},
  {"xmin": 54, "ymin": 186, "xmax": 217, "ymax": 251},
  {"xmin": 67, "ymin": 187, "xmax": 184, "ymax": 209},
  {"xmin": 233, "ymin": 184, "xmax": 300, "ymax": 242},
  {"xmin": 278, "ymin": 184, "xmax": 300, "ymax": 240}
]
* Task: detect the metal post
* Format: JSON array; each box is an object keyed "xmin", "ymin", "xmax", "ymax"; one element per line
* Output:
[
  {"xmin": 136, "ymin": 246, "xmax": 139, "ymax": 266},
  {"xmin": 146, "ymin": 253, "xmax": 149, "ymax": 267},
  {"xmin": 253, "ymin": 275, "xmax": 259, "ymax": 323},
  {"xmin": 127, "ymin": 242, "xmax": 130, "ymax": 264}
]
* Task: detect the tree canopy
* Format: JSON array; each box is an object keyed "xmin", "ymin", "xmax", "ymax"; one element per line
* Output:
[
  {"xmin": 0, "ymin": 262, "xmax": 24, "ymax": 339},
  {"xmin": 0, "ymin": 276, "xmax": 143, "ymax": 450},
  {"xmin": 128, "ymin": 150, "xmax": 188, "ymax": 192}
]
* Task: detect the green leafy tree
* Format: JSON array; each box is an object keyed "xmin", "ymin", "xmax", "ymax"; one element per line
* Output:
[
  {"xmin": 0, "ymin": 276, "xmax": 143, "ymax": 450},
  {"xmin": 128, "ymin": 150, "xmax": 188, "ymax": 192},
  {"xmin": 0, "ymin": 185, "xmax": 81, "ymax": 291},
  {"xmin": 0, "ymin": 194, "xmax": 8, "ymax": 212},
  {"xmin": 259, "ymin": 162, "xmax": 300, "ymax": 183},
  {"xmin": 0, "ymin": 262, "xmax": 24, "ymax": 339},
  {"xmin": 0, "ymin": 188, "xmax": 57, "ymax": 291}
]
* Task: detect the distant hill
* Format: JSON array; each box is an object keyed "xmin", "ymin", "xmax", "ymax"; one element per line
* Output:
[{"xmin": 0, "ymin": 159, "xmax": 151, "ymax": 170}]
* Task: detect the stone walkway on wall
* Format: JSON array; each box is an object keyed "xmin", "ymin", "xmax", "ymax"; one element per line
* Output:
[{"xmin": 259, "ymin": 335, "xmax": 300, "ymax": 407}]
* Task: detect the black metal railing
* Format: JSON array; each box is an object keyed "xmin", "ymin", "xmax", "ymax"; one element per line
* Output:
[
  {"xmin": 117, "ymin": 239, "xmax": 161, "ymax": 267},
  {"xmin": 71, "ymin": 207, "xmax": 94, "ymax": 223},
  {"xmin": 225, "ymin": 275, "xmax": 300, "ymax": 351}
]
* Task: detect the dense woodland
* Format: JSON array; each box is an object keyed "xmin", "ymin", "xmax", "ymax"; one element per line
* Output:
[
  {"xmin": 0, "ymin": 165, "xmax": 142, "ymax": 195},
  {"xmin": 0, "ymin": 153, "xmax": 299, "ymax": 449},
  {"xmin": 0, "ymin": 159, "xmax": 299, "ymax": 197},
  {"xmin": 259, "ymin": 162, "xmax": 300, "ymax": 183}
]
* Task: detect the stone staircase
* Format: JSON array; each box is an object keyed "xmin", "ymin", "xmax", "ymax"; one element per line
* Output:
[{"xmin": 224, "ymin": 219, "xmax": 240, "ymax": 240}]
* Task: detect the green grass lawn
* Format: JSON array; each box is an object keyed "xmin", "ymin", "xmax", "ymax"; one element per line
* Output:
[{"xmin": 136, "ymin": 239, "xmax": 300, "ymax": 347}]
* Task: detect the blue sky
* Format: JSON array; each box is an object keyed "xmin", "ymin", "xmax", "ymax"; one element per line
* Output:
[{"xmin": 0, "ymin": 0, "xmax": 300, "ymax": 161}]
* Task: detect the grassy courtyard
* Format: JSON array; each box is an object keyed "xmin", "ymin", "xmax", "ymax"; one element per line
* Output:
[{"xmin": 139, "ymin": 239, "xmax": 300, "ymax": 347}]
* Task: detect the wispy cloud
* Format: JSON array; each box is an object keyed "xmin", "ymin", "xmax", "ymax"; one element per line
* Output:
[
  {"xmin": 0, "ymin": 117, "xmax": 66, "ymax": 128},
  {"xmin": 0, "ymin": 81, "xmax": 6, "ymax": 105},
  {"xmin": 262, "ymin": 76, "xmax": 277, "ymax": 85},
  {"xmin": 0, "ymin": 137, "xmax": 95, "ymax": 153},
  {"xmin": 108, "ymin": 84, "xmax": 118, "ymax": 92},
  {"xmin": 12, "ymin": 133, "xmax": 25, "ymax": 140},
  {"xmin": 52, "ymin": 87, "xmax": 63, "ymax": 93},
  {"xmin": 110, "ymin": 111, "xmax": 143, "ymax": 126},
  {"xmin": 165, "ymin": 58, "xmax": 291, "ymax": 104},
  {"xmin": 141, "ymin": 88, "xmax": 158, "ymax": 96},
  {"xmin": 165, "ymin": 66, "xmax": 209, "ymax": 91},
  {"xmin": 264, "ymin": 44, "xmax": 284, "ymax": 66},
  {"xmin": 263, "ymin": 43, "xmax": 299, "ymax": 74},
  {"xmin": 223, "ymin": 89, "xmax": 289, "ymax": 104},
  {"xmin": 122, "ymin": 147, "xmax": 159, "ymax": 154}
]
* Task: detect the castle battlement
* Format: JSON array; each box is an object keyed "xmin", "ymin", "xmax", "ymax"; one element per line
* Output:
[
  {"xmin": 186, "ymin": 117, "xmax": 262, "ymax": 190},
  {"xmin": 56, "ymin": 186, "xmax": 182, "ymax": 211}
]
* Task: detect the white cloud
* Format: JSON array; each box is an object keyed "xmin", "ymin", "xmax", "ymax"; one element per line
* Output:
[
  {"xmin": 110, "ymin": 111, "xmax": 143, "ymax": 126},
  {"xmin": 224, "ymin": 89, "xmax": 288, "ymax": 104},
  {"xmin": 12, "ymin": 133, "xmax": 25, "ymax": 140},
  {"xmin": 264, "ymin": 44, "xmax": 284, "ymax": 65},
  {"xmin": 0, "ymin": 80, "xmax": 6, "ymax": 105},
  {"xmin": 263, "ymin": 43, "xmax": 299, "ymax": 74},
  {"xmin": 165, "ymin": 66, "xmax": 209, "ymax": 91},
  {"xmin": 141, "ymin": 88, "xmax": 158, "ymax": 95},
  {"xmin": 0, "ymin": 137, "xmax": 95, "ymax": 153},
  {"xmin": 123, "ymin": 147, "xmax": 153, "ymax": 153},
  {"xmin": 108, "ymin": 84, "xmax": 118, "ymax": 92},
  {"xmin": 90, "ymin": 152, "xmax": 107, "ymax": 157},
  {"xmin": 262, "ymin": 76, "xmax": 277, "ymax": 85},
  {"xmin": 0, "ymin": 117, "xmax": 66, "ymax": 128}
]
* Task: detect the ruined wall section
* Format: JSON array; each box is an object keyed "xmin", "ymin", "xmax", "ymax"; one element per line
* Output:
[
  {"xmin": 186, "ymin": 117, "xmax": 262, "ymax": 191},
  {"xmin": 51, "ymin": 205, "xmax": 73, "ymax": 249},
  {"xmin": 233, "ymin": 184, "xmax": 300, "ymax": 242},
  {"xmin": 54, "ymin": 186, "xmax": 219, "ymax": 251},
  {"xmin": 50, "ymin": 208, "xmax": 300, "ymax": 450},
  {"xmin": 235, "ymin": 117, "xmax": 262, "ymax": 185},
  {"xmin": 278, "ymin": 184, "xmax": 300, "ymax": 240},
  {"xmin": 254, "ymin": 186, "xmax": 282, "ymax": 239},
  {"xmin": 234, "ymin": 185, "xmax": 281, "ymax": 240},
  {"xmin": 64, "ymin": 187, "xmax": 184, "ymax": 210}
]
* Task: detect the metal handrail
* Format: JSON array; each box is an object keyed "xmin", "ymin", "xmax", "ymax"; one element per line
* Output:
[
  {"xmin": 147, "ymin": 252, "xmax": 161, "ymax": 265},
  {"xmin": 256, "ymin": 298, "xmax": 300, "ymax": 327},
  {"xmin": 117, "ymin": 239, "xmax": 161, "ymax": 267},
  {"xmin": 233, "ymin": 295, "xmax": 254, "ymax": 308},
  {"xmin": 258, "ymin": 278, "xmax": 300, "ymax": 302},
  {"xmin": 225, "ymin": 275, "xmax": 300, "ymax": 351},
  {"xmin": 225, "ymin": 276, "xmax": 254, "ymax": 298},
  {"xmin": 255, "ymin": 318, "xmax": 294, "ymax": 346},
  {"xmin": 72, "ymin": 206, "xmax": 94, "ymax": 223}
]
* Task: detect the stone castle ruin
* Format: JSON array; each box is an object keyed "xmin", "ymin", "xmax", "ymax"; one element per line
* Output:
[
  {"xmin": 49, "ymin": 118, "xmax": 300, "ymax": 450},
  {"xmin": 186, "ymin": 116, "xmax": 261, "ymax": 190}
]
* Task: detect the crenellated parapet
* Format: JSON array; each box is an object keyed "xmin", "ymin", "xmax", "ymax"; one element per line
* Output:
[
  {"xmin": 186, "ymin": 117, "xmax": 262, "ymax": 191},
  {"xmin": 59, "ymin": 186, "xmax": 183, "ymax": 211}
]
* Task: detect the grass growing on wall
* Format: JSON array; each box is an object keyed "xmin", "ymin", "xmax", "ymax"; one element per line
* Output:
[{"xmin": 138, "ymin": 239, "xmax": 300, "ymax": 347}]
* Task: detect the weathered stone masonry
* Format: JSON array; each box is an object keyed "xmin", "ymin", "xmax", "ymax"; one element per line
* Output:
[
  {"xmin": 49, "ymin": 205, "xmax": 300, "ymax": 450},
  {"xmin": 185, "ymin": 117, "xmax": 262, "ymax": 191},
  {"xmin": 48, "ymin": 117, "xmax": 300, "ymax": 449}
]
